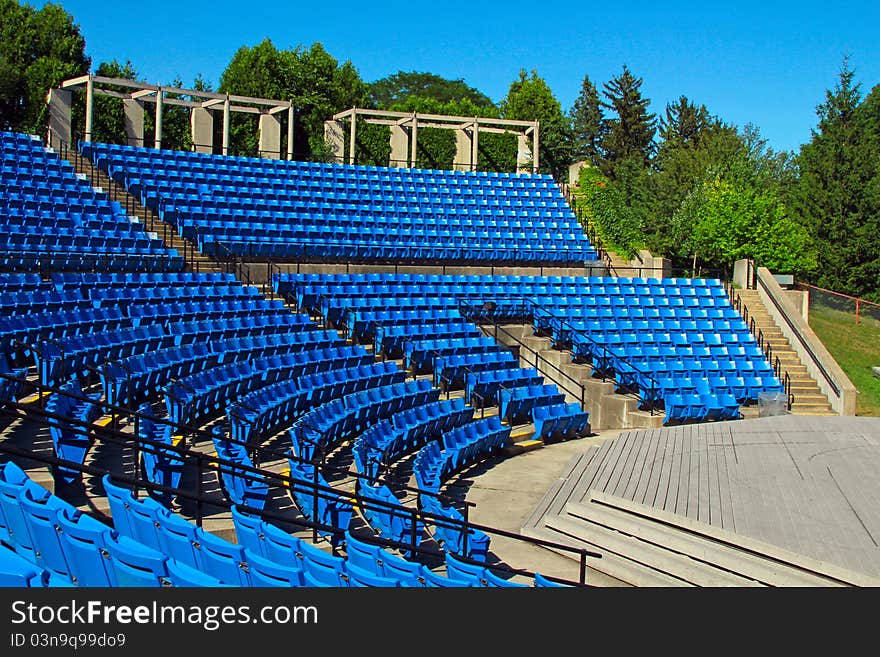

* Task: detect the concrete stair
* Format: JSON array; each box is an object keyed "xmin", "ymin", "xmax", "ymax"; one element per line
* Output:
[
  {"xmin": 59, "ymin": 148, "xmax": 227, "ymax": 277},
  {"xmin": 526, "ymin": 492, "xmax": 866, "ymax": 586},
  {"xmin": 735, "ymin": 289, "xmax": 836, "ymax": 415}
]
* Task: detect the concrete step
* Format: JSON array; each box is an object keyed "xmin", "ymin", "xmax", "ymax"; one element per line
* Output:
[{"xmin": 562, "ymin": 500, "xmax": 819, "ymax": 586}]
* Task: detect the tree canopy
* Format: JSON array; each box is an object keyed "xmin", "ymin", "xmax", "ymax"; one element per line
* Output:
[
  {"xmin": 0, "ymin": 0, "xmax": 89, "ymax": 134},
  {"xmin": 370, "ymin": 71, "xmax": 492, "ymax": 109}
]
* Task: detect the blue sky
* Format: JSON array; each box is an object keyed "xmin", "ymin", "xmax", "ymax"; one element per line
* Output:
[{"xmin": 44, "ymin": 0, "xmax": 880, "ymax": 153}]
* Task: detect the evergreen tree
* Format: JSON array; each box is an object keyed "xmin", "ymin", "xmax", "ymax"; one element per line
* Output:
[
  {"xmin": 600, "ymin": 65, "xmax": 656, "ymax": 174},
  {"xmin": 658, "ymin": 96, "xmax": 713, "ymax": 150},
  {"xmin": 793, "ymin": 58, "xmax": 880, "ymax": 299},
  {"xmin": 569, "ymin": 73, "xmax": 605, "ymax": 165}
]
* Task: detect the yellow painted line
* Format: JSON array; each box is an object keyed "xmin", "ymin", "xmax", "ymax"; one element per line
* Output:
[
  {"xmin": 18, "ymin": 391, "xmax": 52, "ymax": 405},
  {"xmin": 172, "ymin": 435, "xmax": 185, "ymax": 447},
  {"xmin": 94, "ymin": 416, "xmax": 114, "ymax": 428}
]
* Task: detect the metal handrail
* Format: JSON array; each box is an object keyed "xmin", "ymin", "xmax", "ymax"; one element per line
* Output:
[
  {"xmin": 756, "ymin": 272, "xmax": 840, "ymax": 398},
  {"xmin": 0, "ymin": 372, "xmax": 601, "ymax": 583}
]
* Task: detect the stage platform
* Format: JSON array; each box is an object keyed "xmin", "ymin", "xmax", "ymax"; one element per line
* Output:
[{"xmin": 522, "ymin": 415, "xmax": 880, "ymax": 586}]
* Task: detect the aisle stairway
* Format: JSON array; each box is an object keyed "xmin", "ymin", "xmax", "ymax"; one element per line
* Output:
[
  {"xmin": 56, "ymin": 146, "xmax": 225, "ymax": 277},
  {"xmin": 735, "ymin": 289, "xmax": 835, "ymax": 415}
]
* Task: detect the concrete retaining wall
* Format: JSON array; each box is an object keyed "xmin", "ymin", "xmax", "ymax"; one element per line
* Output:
[{"xmin": 755, "ymin": 267, "xmax": 857, "ymax": 415}]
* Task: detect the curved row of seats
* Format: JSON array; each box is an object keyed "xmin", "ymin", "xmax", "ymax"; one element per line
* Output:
[{"xmin": 82, "ymin": 140, "xmax": 596, "ymax": 265}]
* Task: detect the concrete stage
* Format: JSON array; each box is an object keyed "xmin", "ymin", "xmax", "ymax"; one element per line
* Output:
[{"xmin": 522, "ymin": 415, "xmax": 880, "ymax": 586}]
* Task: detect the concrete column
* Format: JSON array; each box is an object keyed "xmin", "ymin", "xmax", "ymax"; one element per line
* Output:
[
  {"xmin": 222, "ymin": 96, "xmax": 230, "ymax": 156},
  {"xmin": 453, "ymin": 128, "xmax": 472, "ymax": 171},
  {"xmin": 190, "ymin": 107, "xmax": 213, "ymax": 153},
  {"xmin": 568, "ymin": 161, "xmax": 588, "ymax": 186},
  {"xmin": 287, "ymin": 107, "xmax": 295, "ymax": 160},
  {"xmin": 471, "ymin": 121, "xmax": 479, "ymax": 172},
  {"xmin": 258, "ymin": 113, "xmax": 281, "ymax": 159},
  {"xmin": 532, "ymin": 124, "xmax": 539, "ymax": 173},
  {"xmin": 323, "ymin": 120, "xmax": 344, "ymax": 164},
  {"xmin": 389, "ymin": 125, "xmax": 408, "ymax": 167},
  {"xmin": 84, "ymin": 77, "xmax": 94, "ymax": 142},
  {"xmin": 516, "ymin": 134, "xmax": 531, "ymax": 174},
  {"xmin": 46, "ymin": 88, "xmax": 73, "ymax": 150},
  {"xmin": 123, "ymin": 99, "xmax": 144, "ymax": 147},
  {"xmin": 410, "ymin": 115, "xmax": 418, "ymax": 168},
  {"xmin": 733, "ymin": 259, "xmax": 751, "ymax": 289},
  {"xmin": 154, "ymin": 87, "xmax": 163, "ymax": 150},
  {"xmin": 348, "ymin": 112, "xmax": 357, "ymax": 165}
]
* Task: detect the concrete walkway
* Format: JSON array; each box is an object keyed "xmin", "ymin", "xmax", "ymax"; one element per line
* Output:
[{"xmin": 445, "ymin": 428, "xmax": 629, "ymax": 586}]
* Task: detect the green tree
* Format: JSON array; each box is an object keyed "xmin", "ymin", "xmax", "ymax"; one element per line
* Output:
[
  {"xmin": 569, "ymin": 73, "xmax": 605, "ymax": 166},
  {"xmin": 792, "ymin": 58, "xmax": 880, "ymax": 299},
  {"xmin": 370, "ymin": 71, "xmax": 492, "ymax": 109},
  {"xmin": 219, "ymin": 40, "xmax": 374, "ymax": 161},
  {"xmin": 576, "ymin": 164, "xmax": 644, "ymax": 258},
  {"xmin": 600, "ymin": 65, "xmax": 656, "ymax": 174},
  {"xmin": 675, "ymin": 175, "xmax": 815, "ymax": 275},
  {"xmin": 501, "ymin": 69, "xmax": 572, "ymax": 180},
  {"xmin": 0, "ymin": 0, "xmax": 89, "ymax": 134}
]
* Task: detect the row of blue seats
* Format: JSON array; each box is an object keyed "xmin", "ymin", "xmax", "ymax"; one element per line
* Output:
[
  {"xmin": 36, "ymin": 313, "xmax": 315, "ymax": 388},
  {"xmin": 105, "ymin": 474, "xmax": 374, "ymax": 587},
  {"xmin": 419, "ymin": 494, "xmax": 491, "ymax": 562},
  {"xmin": 353, "ymin": 398, "xmax": 474, "ymax": 479},
  {"xmin": 229, "ymin": 360, "xmax": 403, "ymax": 446},
  {"xmin": 413, "ymin": 417, "xmax": 512, "ymax": 494},
  {"xmin": 279, "ymin": 271, "xmax": 721, "ymax": 287},
  {"xmin": 226, "ymin": 350, "xmax": 382, "ymax": 444},
  {"xmin": 356, "ymin": 482, "xmax": 422, "ymax": 556},
  {"xmin": 465, "ymin": 367, "xmax": 544, "ymax": 408},
  {"xmin": 137, "ymin": 407, "xmax": 184, "ymax": 507},
  {"xmin": 102, "ymin": 329, "xmax": 342, "ymax": 407},
  {"xmin": 51, "ymin": 271, "xmax": 238, "ymax": 290},
  {"xmin": 295, "ymin": 281, "xmax": 727, "ymax": 308},
  {"xmin": 435, "ymin": 351, "xmax": 519, "ymax": 390},
  {"xmin": 286, "ymin": 458, "xmax": 352, "ymax": 547},
  {"xmin": 199, "ymin": 237, "xmax": 596, "ymax": 264},
  {"xmin": 105, "ymin": 470, "xmax": 538, "ymax": 586},
  {"xmin": 212, "ymin": 428, "xmax": 270, "ymax": 511},
  {"xmin": 289, "ymin": 379, "xmax": 440, "ymax": 461},
  {"xmin": 85, "ymin": 139, "xmax": 555, "ymax": 181},
  {"xmin": 44, "ymin": 380, "xmax": 102, "ymax": 483},
  {"xmin": 631, "ymin": 372, "xmax": 783, "ymax": 406},
  {"xmin": 532, "ymin": 403, "xmax": 591, "ymax": 442},
  {"xmin": 498, "ymin": 384, "xmax": 567, "ymax": 425},
  {"xmin": 38, "ymin": 322, "xmax": 173, "ymax": 388},
  {"xmin": 184, "ymin": 223, "xmax": 587, "ymax": 244},
  {"xmin": 0, "ymin": 250, "xmax": 186, "ymax": 273},
  {"xmin": 404, "ymin": 336, "xmax": 505, "ymax": 374},
  {"xmin": 374, "ymin": 321, "xmax": 481, "ymax": 358},
  {"xmin": 345, "ymin": 309, "xmax": 462, "ymax": 343},
  {"xmin": 0, "ymin": 463, "xmax": 214, "ymax": 587},
  {"xmin": 165, "ymin": 350, "xmax": 324, "ymax": 427},
  {"xmin": 664, "ymin": 393, "xmax": 742, "ymax": 424},
  {"xmin": 0, "ymin": 299, "xmax": 286, "ymax": 363}
]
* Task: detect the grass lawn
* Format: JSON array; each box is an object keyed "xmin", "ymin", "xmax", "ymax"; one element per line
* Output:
[{"xmin": 809, "ymin": 308, "xmax": 880, "ymax": 416}]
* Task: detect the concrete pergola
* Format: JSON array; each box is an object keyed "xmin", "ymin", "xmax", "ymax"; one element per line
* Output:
[
  {"xmin": 325, "ymin": 108, "xmax": 540, "ymax": 173},
  {"xmin": 46, "ymin": 75, "xmax": 295, "ymax": 158}
]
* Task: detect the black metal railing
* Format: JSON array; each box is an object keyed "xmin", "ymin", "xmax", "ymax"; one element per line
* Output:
[
  {"xmin": 0, "ymin": 370, "xmax": 601, "ymax": 584},
  {"xmin": 755, "ymin": 271, "xmax": 840, "ymax": 400},
  {"xmin": 725, "ymin": 276, "xmax": 795, "ymax": 410}
]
